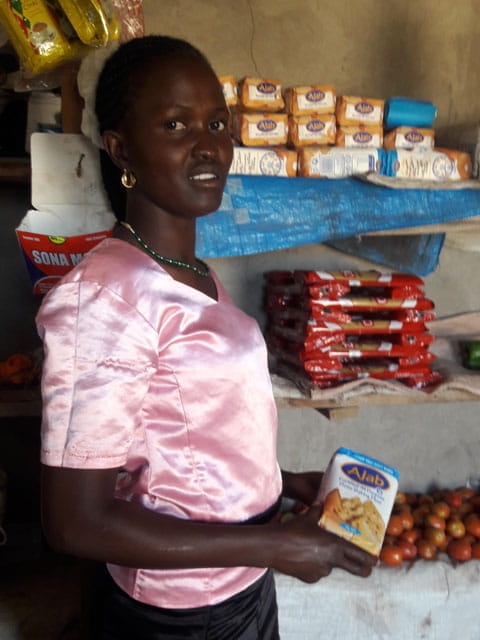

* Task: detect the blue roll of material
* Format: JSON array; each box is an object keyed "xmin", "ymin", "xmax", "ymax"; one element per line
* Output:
[{"xmin": 384, "ymin": 97, "xmax": 437, "ymax": 128}]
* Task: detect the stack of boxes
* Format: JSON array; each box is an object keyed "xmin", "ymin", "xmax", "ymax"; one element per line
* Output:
[
  {"xmin": 220, "ymin": 75, "xmax": 472, "ymax": 181},
  {"xmin": 263, "ymin": 269, "xmax": 442, "ymax": 393}
]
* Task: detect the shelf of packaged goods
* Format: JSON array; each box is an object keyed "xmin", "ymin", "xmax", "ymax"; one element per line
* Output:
[{"xmin": 0, "ymin": 157, "xmax": 30, "ymax": 182}]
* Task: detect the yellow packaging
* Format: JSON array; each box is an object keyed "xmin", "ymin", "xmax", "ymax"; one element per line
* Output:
[
  {"xmin": 288, "ymin": 114, "xmax": 336, "ymax": 147},
  {"xmin": 390, "ymin": 148, "xmax": 472, "ymax": 181},
  {"xmin": 0, "ymin": 0, "xmax": 84, "ymax": 74},
  {"xmin": 219, "ymin": 75, "xmax": 238, "ymax": 108},
  {"xmin": 284, "ymin": 85, "xmax": 336, "ymax": 116},
  {"xmin": 233, "ymin": 112, "xmax": 288, "ymax": 147},
  {"xmin": 336, "ymin": 125, "xmax": 383, "ymax": 148},
  {"xmin": 383, "ymin": 127, "xmax": 435, "ymax": 151},
  {"xmin": 229, "ymin": 146, "xmax": 297, "ymax": 177},
  {"xmin": 58, "ymin": 0, "xmax": 118, "ymax": 46},
  {"xmin": 336, "ymin": 95, "xmax": 384, "ymax": 127},
  {"xmin": 318, "ymin": 447, "xmax": 399, "ymax": 556},
  {"xmin": 238, "ymin": 77, "xmax": 284, "ymax": 112}
]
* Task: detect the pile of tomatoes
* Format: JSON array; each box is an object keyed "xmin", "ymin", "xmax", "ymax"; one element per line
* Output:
[{"xmin": 380, "ymin": 486, "xmax": 480, "ymax": 566}]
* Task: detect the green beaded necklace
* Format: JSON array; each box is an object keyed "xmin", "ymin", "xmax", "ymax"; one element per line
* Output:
[{"xmin": 120, "ymin": 222, "xmax": 210, "ymax": 277}]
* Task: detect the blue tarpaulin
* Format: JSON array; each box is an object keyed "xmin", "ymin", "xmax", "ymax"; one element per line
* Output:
[{"xmin": 196, "ymin": 176, "xmax": 480, "ymax": 274}]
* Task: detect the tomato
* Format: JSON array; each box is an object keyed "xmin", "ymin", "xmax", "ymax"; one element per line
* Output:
[
  {"xmin": 446, "ymin": 491, "xmax": 462, "ymax": 509},
  {"xmin": 400, "ymin": 527, "xmax": 421, "ymax": 544},
  {"xmin": 394, "ymin": 492, "xmax": 407, "ymax": 505},
  {"xmin": 382, "ymin": 534, "xmax": 398, "ymax": 547},
  {"xmin": 456, "ymin": 502, "xmax": 474, "ymax": 519},
  {"xmin": 424, "ymin": 514, "xmax": 446, "ymax": 530},
  {"xmin": 424, "ymin": 526, "xmax": 446, "ymax": 548},
  {"xmin": 465, "ymin": 517, "xmax": 480, "ymax": 538},
  {"xmin": 437, "ymin": 534, "xmax": 451, "ymax": 553},
  {"xmin": 398, "ymin": 511, "xmax": 414, "ymax": 531},
  {"xmin": 418, "ymin": 494, "xmax": 434, "ymax": 505},
  {"xmin": 471, "ymin": 542, "xmax": 480, "ymax": 559},
  {"xmin": 446, "ymin": 518, "xmax": 466, "ymax": 539},
  {"xmin": 469, "ymin": 496, "xmax": 480, "ymax": 510},
  {"xmin": 447, "ymin": 538, "xmax": 472, "ymax": 561},
  {"xmin": 380, "ymin": 546, "xmax": 404, "ymax": 566},
  {"xmin": 405, "ymin": 493, "xmax": 418, "ymax": 505},
  {"xmin": 456, "ymin": 487, "xmax": 475, "ymax": 501},
  {"xmin": 386, "ymin": 514, "xmax": 404, "ymax": 536},
  {"xmin": 412, "ymin": 505, "xmax": 431, "ymax": 526},
  {"xmin": 463, "ymin": 533, "xmax": 477, "ymax": 546},
  {"xmin": 398, "ymin": 539, "xmax": 417, "ymax": 560},
  {"xmin": 416, "ymin": 539, "xmax": 437, "ymax": 560},
  {"xmin": 431, "ymin": 501, "xmax": 450, "ymax": 520}
]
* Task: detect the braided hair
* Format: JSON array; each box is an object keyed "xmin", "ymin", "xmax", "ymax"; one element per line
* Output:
[{"xmin": 95, "ymin": 35, "xmax": 215, "ymax": 220}]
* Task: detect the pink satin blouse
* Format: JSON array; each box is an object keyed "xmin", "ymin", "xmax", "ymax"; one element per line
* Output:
[{"xmin": 36, "ymin": 238, "xmax": 282, "ymax": 609}]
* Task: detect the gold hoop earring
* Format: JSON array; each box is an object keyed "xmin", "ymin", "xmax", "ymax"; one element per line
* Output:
[{"xmin": 121, "ymin": 168, "xmax": 136, "ymax": 189}]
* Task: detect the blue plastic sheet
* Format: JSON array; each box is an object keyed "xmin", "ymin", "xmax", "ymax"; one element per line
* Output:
[
  {"xmin": 325, "ymin": 234, "xmax": 445, "ymax": 276},
  {"xmin": 196, "ymin": 176, "xmax": 480, "ymax": 273}
]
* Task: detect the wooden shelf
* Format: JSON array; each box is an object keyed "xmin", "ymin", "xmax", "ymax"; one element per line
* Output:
[
  {"xmin": 366, "ymin": 214, "xmax": 480, "ymax": 236},
  {"xmin": 0, "ymin": 157, "xmax": 30, "ymax": 182},
  {"xmin": 272, "ymin": 374, "xmax": 480, "ymax": 419}
]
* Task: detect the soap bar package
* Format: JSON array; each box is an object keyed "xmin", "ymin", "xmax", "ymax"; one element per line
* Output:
[
  {"xmin": 383, "ymin": 127, "xmax": 435, "ymax": 151},
  {"xmin": 229, "ymin": 146, "xmax": 297, "ymax": 177},
  {"xmin": 384, "ymin": 148, "xmax": 472, "ymax": 181},
  {"xmin": 336, "ymin": 95, "xmax": 384, "ymax": 127},
  {"xmin": 318, "ymin": 447, "xmax": 399, "ymax": 556},
  {"xmin": 238, "ymin": 77, "xmax": 284, "ymax": 112},
  {"xmin": 299, "ymin": 147, "xmax": 384, "ymax": 178},
  {"xmin": 288, "ymin": 114, "xmax": 336, "ymax": 147},
  {"xmin": 233, "ymin": 112, "xmax": 288, "ymax": 147},
  {"xmin": 284, "ymin": 85, "xmax": 336, "ymax": 116}
]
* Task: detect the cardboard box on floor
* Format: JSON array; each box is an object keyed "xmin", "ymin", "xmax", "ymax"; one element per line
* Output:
[{"xmin": 16, "ymin": 133, "xmax": 116, "ymax": 295}]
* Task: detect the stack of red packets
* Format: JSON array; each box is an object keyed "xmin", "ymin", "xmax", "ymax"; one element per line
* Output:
[{"xmin": 264, "ymin": 269, "xmax": 442, "ymax": 392}]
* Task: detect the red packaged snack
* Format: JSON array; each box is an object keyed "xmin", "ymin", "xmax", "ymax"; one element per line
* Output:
[
  {"xmin": 305, "ymin": 320, "xmax": 427, "ymax": 335},
  {"xmin": 308, "ymin": 296, "xmax": 434, "ymax": 312},
  {"xmin": 296, "ymin": 269, "xmax": 424, "ymax": 288}
]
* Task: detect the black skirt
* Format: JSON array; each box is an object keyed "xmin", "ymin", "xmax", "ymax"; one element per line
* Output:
[{"xmin": 97, "ymin": 566, "xmax": 279, "ymax": 640}]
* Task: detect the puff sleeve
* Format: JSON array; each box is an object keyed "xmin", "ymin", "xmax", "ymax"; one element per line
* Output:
[{"xmin": 37, "ymin": 281, "xmax": 158, "ymax": 469}]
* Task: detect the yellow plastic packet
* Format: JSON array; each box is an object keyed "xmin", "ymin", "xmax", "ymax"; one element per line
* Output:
[
  {"xmin": 57, "ymin": 0, "xmax": 118, "ymax": 47},
  {"xmin": 0, "ymin": 0, "xmax": 84, "ymax": 74}
]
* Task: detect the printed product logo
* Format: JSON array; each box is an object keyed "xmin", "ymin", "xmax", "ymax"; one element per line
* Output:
[
  {"xmin": 432, "ymin": 155, "xmax": 454, "ymax": 179},
  {"xmin": 341, "ymin": 463, "xmax": 390, "ymax": 490},
  {"xmin": 405, "ymin": 131, "xmax": 424, "ymax": 144},
  {"xmin": 260, "ymin": 151, "xmax": 282, "ymax": 176},
  {"xmin": 257, "ymin": 82, "xmax": 276, "ymax": 94},
  {"xmin": 353, "ymin": 131, "xmax": 372, "ymax": 143},
  {"xmin": 257, "ymin": 119, "xmax": 277, "ymax": 132},
  {"xmin": 306, "ymin": 89, "xmax": 325, "ymax": 103},
  {"xmin": 48, "ymin": 235, "xmax": 66, "ymax": 245},
  {"xmin": 355, "ymin": 102, "xmax": 374, "ymax": 115},
  {"xmin": 307, "ymin": 120, "xmax": 325, "ymax": 133}
]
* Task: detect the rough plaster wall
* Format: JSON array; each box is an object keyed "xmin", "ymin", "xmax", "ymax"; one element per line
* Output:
[{"xmin": 143, "ymin": 0, "xmax": 480, "ymax": 127}]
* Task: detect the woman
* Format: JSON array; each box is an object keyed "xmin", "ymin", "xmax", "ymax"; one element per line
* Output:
[{"xmin": 37, "ymin": 35, "xmax": 375, "ymax": 639}]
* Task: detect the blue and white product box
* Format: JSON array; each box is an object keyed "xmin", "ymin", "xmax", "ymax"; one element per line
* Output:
[{"xmin": 318, "ymin": 447, "xmax": 399, "ymax": 556}]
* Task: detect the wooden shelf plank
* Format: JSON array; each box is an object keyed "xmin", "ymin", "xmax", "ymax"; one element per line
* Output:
[{"xmin": 0, "ymin": 157, "xmax": 30, "ymax": 182}]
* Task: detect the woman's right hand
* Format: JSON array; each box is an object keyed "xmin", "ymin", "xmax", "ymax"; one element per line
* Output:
[{"xmin": 267, "ymin": 504, "xmax": 377, "ymax": 583}]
